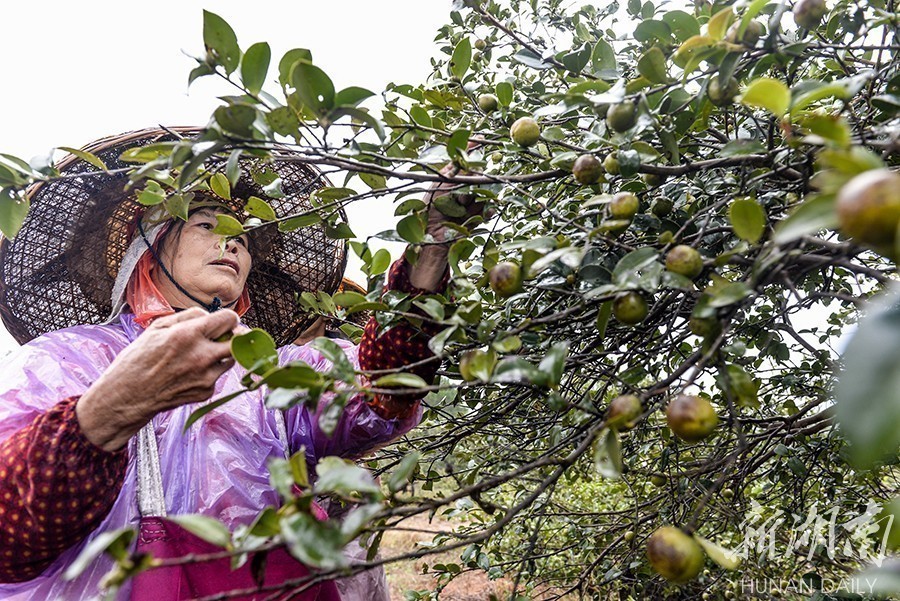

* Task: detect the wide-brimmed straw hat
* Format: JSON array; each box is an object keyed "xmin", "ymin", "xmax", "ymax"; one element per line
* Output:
[{"xmin": 0, "ymin": 127, "xmax": 353, "ymax": 346}]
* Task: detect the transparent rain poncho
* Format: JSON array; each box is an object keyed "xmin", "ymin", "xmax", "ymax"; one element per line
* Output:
[{"xmin": 0, "ymin": 312, "xmax": 421, "ymax": 600}]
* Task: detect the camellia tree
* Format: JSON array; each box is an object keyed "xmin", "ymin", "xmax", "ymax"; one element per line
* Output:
[{"xmin": 1, "ymin": 0, "xmax": 899, "ymax": 599}]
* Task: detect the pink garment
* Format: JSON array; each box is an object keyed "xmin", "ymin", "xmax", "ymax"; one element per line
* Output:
[
  {"xmin": 0, "ymin": 313, "xmax": 423, "ymax": 600},
  {"xmin": 131, "ymin": 517, "xmax": 340, "ymax": 601}
]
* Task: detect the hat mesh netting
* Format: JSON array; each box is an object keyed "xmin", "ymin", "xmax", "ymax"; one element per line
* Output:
[{"xmin": 0, "ymin": 127, "xmax": 348, "ymax": 346}]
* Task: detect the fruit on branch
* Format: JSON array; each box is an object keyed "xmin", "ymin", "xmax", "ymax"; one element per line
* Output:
[
  {"xmin": 646, "ymin": 526, "xmax": 706, "ymax": 583},
  {"xmin": 726, "ymin": 20, "xmax": 764, "ymax": 46},
  {"xmin": 721, "ymin": 488, "xmax": 735, "ymax": 500},
  {"xmin": 606, "ymin": 101, "xmax": 638, "ymax": 133},
  {"xmin": 608, "ymin": 192, "xmax": 639, "ymax": 220},
  {"xmin": 510, "ymin": 116, "xmax": 541, "ymax": 147},
  {"xmin": 707, "ymin": 77, "xmax": 741, "ymax": 107},
  {"xmin": 489, "ymin": 261, "xmax": 524, "ymax": 297},
  {"xmin": 642, "ymin": 172, "xmax": 666, "ymax": 187},
  {"xmin": 490, "ymin": 151, "xmax": 503, "ymax": 162},
  {"xmin": 689, "ymin": 315, "xmax": 721, "ymax": 338},
  {"xmin": 835, "ymin": 169, "xmax": 900, "ymax": 256},
  {"xmin": 603, "ymin": 153, "xmax": 621, "ymax": 175},
  {"xmin": 665, "ymin": 245, "xmax": 704, "ymax": 279},
  {"xmin": 474, "ymin": 38, "xmax": 487, "ymax": 50},
  {"xmin": 650, "ymin": 474, "xmax": 667, "ymax": 487},
  {"xmin": 651, "ymin": 197, "xmax": 674, "ymax": 218},
  {"xmin": 613, "ymin": 292, "xmax": 649, "ymax": 325},
  {"xmin": 793, "ymin": 0, "xmax": 828, "ymax": 29},
  {"xmin": 573, "ymin": 154, "xmax": 604, "ymax": 185},
  {"xmin": 606, "ymin": 394, "xmax": 643, "ymax": 429},
  {"xmin": 624, "ymin": 530, "xmax": 636, "ymax": 542},
  {"xmin": 478, "ymin": 93, "xmax": 499, "ymax": 113},
  {"xmin": 666, "ymin": 395, "xmax": 719, "ymax": 442}
]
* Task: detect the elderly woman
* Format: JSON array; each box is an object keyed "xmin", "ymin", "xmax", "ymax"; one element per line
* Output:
[{"xmin": 0, "ymin": 128, "xmax": 474, "ymax": 600}]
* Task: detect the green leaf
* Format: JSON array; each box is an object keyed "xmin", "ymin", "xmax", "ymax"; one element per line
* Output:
[
  {"xmin": 266, "ymin": 106, "xmax": 301, "ymax": 136},
  {"xmin": 358, "ymin": 172, "xmax": 386, "ymax": 190},
  {"xmin": 311, "ymin": 337, "xmax": 355, "ymax": 382},
  {"xmin": 695, "ymin": 535, "xmax": 741, "ymax": 570},
  {"xmin": 278, "ymin": 48, "xmax": 312, "ymax": 86},
  {"xmin": 214, "ymin": 104, "xmax": 257, "ymax": 138},
  {"xmin": 169, "ymin": 514, "xmax": 232, "ymax": 548},
  {"xmin": 184, "ymin": 390, "xmax": 247, "ymax": 431},
  {"xmin": 278, "ymin": 213, "xmax": 321, "ymax": 232},
  {"xmin": 213, "ymin": 213, "xmax": 245, "ymax": 237},
  {"xmin": 612, "ymin": 247, "xmax": 659, "ymax": 285},
  {"xmin": 210, "ymin": 172, "xmax": 231, "ymax": 200},
  {"xmin": 728, "ymin": 198, "xmax": 766, "ymax": 243},
  {"xmin": 137, "ymin": 181, "xmax": 166, "ymax": 206},
  {"xmin": 594, "ymin": 429, "xmax": 623, "ymax": 479},
  {"xmin": 740, "ymin": 78, "xmax": 791, "ymax": 117},
  {"xmin": 496, "ymin": 81, "xmax": 514, "ymax": 106},
  {"xmin": 203, "ymin": 10, "xmax": 241, "ymax": 74},
  {"xmin": 707, "ymin": 7, "xmax": 735, "ymax": 40},
  {"xmin": 332, "ymin": 291, "xmax": 367, "ymax": 308},
  {"xmin": 634, "ymin": 20, "xmax": 673, "ymax": 45},
  {"xmin": 373, "ymin": 373, "xmax": 428, "ymax": 389},
  {"xmin": 188, "ymin": 62, "xmax": 215, "ymax": 86},
  {"xmin": 450, "ymin": 38, "xmax": 472, "ymax": 80},
  {"xmin": 244, "ymin": 196, "xmax": 276, "ymax": 221},
  {"xmin": 325, "ymin": 221, "xmax": 355, "ymax": 240},
  {"xmin": 722, "ymin": 363, "xmax": 760, "ymax": 408},
  {"xmin": 335, "ymin": 86, "xmax": 374, "ymax": 108},
  {"xmin": 707, "ymin": 281, "xmax": 752, "ymax": 308},
  {"xmin": 446, "ymin": 128, "xmax": 471, "ymax": 160},
  {"xmin": 835, "ymin": 288, "xmax": 900, "ymax": 468},
  {"xmin": 370, "ymin": 248, "xmax": 391, "ymax": 275},
  {"xmin": 291, "ymin": 61, "xmax": 335, "ymax": 116},
  {"xmin": 409, "ymin": 105, "xmax": 432, "ymax": 128},
  {"xmin": 314, "ymin": 456, "xmax": 382, "ymax": 497},
  {"xmin": 262, "ymin": 362, "xmax": 324, "ymax": 389},
  {"xmin": 591, "ymin": 39, "xmax": 617, "ymax": 73},
  {"xmin": 538, "ymin": 342, "xmax": 569, "ymax": 387},
  {"xmin": 662, "ymin": 10, "xmax": 701, "ymax": 42},
  {"xmin": 388, "ymin": 451, "xmax": 421, "ymax": 493},
  {"xmin": 492, "ymin": 357, "xmax": 547, "ymax": 386},
  {"xmin": 63, "ymin": 528, "xmax": 135, "ymax": 581},
  {"xmin": 57, "ymin": 147, "xmax": 107, "ymax": 171},
  {"xmin": 637, "ymin": 47, "xmax": 669, "ymax": 84},
  {"xmin": 0, "ymin": 188, "xmax": 29, "ymax": 239},
  {"xmin": 225, "ymin": 150, "xmax": 243, "ymax": 187},
  {"xmin": 738, "ymin": 0, "xmax": 771, "ymax": 37},
  {"xmin": 281, "ymin": 512, "xmax": 347, "ymax": 570},
  {"xmin": 164, "ymin": 193, "xmax": 191, "ymax": 222},
  {"xmin": 232, "ymin": 328, "xmax": 278, "ymax": 373},
  {"xmin": 240, "ymin": 42, "xmax": 271, "ymax": 96},
  {"xmin": 396, "ymin": 214, "xmax": 425, "ymax": 244},
  {"xmin": 772, "ymin": 193, "xmax": 837, "ymax": 244},
  {"xmin": 719, "ymin": 139, "xmax": 767, "ymax": 157}
]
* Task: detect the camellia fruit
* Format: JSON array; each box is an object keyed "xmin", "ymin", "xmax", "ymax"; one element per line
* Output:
[
  {"xmin": 651, "ymin": 197, "xmax": 674, "ymax": 218},
  {"xmin": 573, "ymin": 154, "xmax": 604, "ymax": 185},
  {"xmin": 646, "ymin": 526, "xmax": 706, "ymax": 583},
  {"xmin": 642, "ymin": 173, "xmax": 666, "ymax": 188},
  {"xmin": 608, "ymin": 192, "xmax": 639, "ymax": 220},
  {"xmin": 603, "ymin": 153, "xmax": 621, "ymax": 175},
  {"xmin": 650, "ymin": 474, "xmax": 667, "ymax": 487},
  {"xmin": 510, "ymin": 116, "xmax": 541, "ymax": 147},
  {"xmin": 726, "ymin": 19, "xmax": 764, "ymax": 45},
  {"xmin": 459, "ymin": 350, "xmax": 479, "ymax": 382},
  {"xmin": 689, "ymin": 315, "xmax": 720, "ymax": 338},
  {"xmin": 666, "ymin": 395, "xmax": 719, "ymax": 442},
  {"xmin": 707, "ymin": 77, "xmax": 740, "ymax": 107},
  {"xmin": 474, "ymin": 38, "xmax": 487, "ymax": 50},
  {"xmin": 835, "ymin": 168, "xmax": 900, "ymax": 256},
  {"xmin": 606, "ymin": 394, "xmax": 642, "ymax": 430},
  {"xmin": 606, "ymin": 101, "xmax": 638, "ymax": 133},
  {"xmin": 793, "ymin": 0, "xmax": 828, "ymax": 29},
  {"xmin": 489, "ymin": 261, "xmax": 524, "ymax": 297},
  {"xmin": 613, "ymin": 292, "xmax": 648, "ymax": 325},
  {"xmin": 665, "ymin": 245, "xmax": 704, "ymax": 279},
  {"xmin": 478, "ymin": 93, "xmax": 499, "ymax": 113}
]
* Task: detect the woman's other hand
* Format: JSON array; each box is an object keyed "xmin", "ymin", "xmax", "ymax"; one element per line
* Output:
[{"xmin": 76, "ymin": 308, "xmax": 240, "ymax": 452}]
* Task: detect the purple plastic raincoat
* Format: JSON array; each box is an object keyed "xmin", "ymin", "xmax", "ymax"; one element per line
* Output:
[{"xmin": 0, "ymin": 312, "xmax": 421, "ymax": 600}]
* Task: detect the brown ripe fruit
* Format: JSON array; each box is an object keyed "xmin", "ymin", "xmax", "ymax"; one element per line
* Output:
[
  {"xmin": 793, "ymin": 0, "xmax": 828, "ymax": 29},
  {"xmin": 608, "ymin": 192, "xmax": 639, "ymax": 220},
  {"xmin": 707, "ymin": 77, "xmax": 740, "ymax": 107},
  {"xmin": 606, "ymin": 394, "xmax": 642, "ymax": 430},
  {"xmin": 510, "ymin": 117, "xmax": 541, "ymax": 147},
  {"xmin": 603, "ymin": 153, "xmax": 621, "ymax": 175},
  {"xmin": 489, "ymin": 261, "xmax": 524, "ymax": 298},
  {"xmin": 665, "ymin": 245, "xmax": 704, "ymax": 279},
  {"xmin": 646, "ymin": 526, "xmax": 706, "ymax": 583},
  {"xmin": 573, "ymin": 154, "xmax": 604, "ymax": 185},
  {"xmin": 666, "ymin": 395, "xmax": 719, "ymax": 442},
  {"xmin": 836, "ymin": 169, "xmax": 900, "ymax": 256},
  {"xmin": 613, "ymin": 292, "xmax": 649, "ymax": 325},
  {"xmin": 606, "ymin": 101, "xmax": 638, "ymax": 133},
  {"xmin": 478, "ymin": 94, "xmax": 499, "ymax": 113}
]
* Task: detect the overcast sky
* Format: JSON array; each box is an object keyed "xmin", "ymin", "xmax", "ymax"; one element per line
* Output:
[{"xmin": 0, "ymin": 1, "xmax": 452, "ymax": 353}]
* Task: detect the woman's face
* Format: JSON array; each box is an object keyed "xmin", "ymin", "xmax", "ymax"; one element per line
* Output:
[{"xmin": 151, "ymin": 209, "xmax": 252, "ymax": 308}]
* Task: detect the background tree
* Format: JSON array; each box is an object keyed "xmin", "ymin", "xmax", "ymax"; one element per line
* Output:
[{"xmin": 1, "ymin": 0, "xmax": 899, "ymax": 599}]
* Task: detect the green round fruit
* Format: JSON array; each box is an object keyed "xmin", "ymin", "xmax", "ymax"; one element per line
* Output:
[
  {"xmin": 459, "ymin": 350, "xmax": 480, "ymax": 382},
  {"xmin": 708, "ymin": 77, "xmax": 741, "ymax": 107},
  {"xmin": 573, "ymin": 154, "xmax": 604, "ymax": 185},
  {"xmin": 642, "ymin": 172, "xmax": 666, "ymax": 188},
  {"xmin": 650, "ymin": 474, "xmax": 667, "ymax": 487},
  {"xmin": 646, "ymin": 526, "xmax": 706, "ymax": 583},
  {"xmin": 722, "ymin": 488, "xmax": 735, "ymax": 500},
  {"xmin": 510, "ymin": 116, "xmax": 541, "ymax": 147},
  {"xmin": 489, "ymin": 261, "xmax": 524, "ymax": 297},
  {"xmin": 607, "ymin": 101, "xmax": 638, "ymax": 133},
  {"xmin": 793, "ymin": 0, "xmax": 828, "ymax": 29},
  {"xmin": 666, "ymin": 395, "xmax": 719, "ymax": 442},
  {"xmin": 613, "ymin": 292, "xmax": 649, "ymax": 325},
  {"xmin": 474, "ymin": 38, "xmax": 487, "ymax": 51},
  {"xmin": 665, "ymin": 245, "xmax": 704, "ymax": 279},
  {"xmin": 603, "ymin": 153, "xmax": 621, "ymax": 175},
  {"xmin": 491, "ymin": 151, "xmax": 503, "ymax": 162},
  {"xmin": 726, "ymin": 19, "xmax": 764, "ymax": 45},
  {"xmin": 624, "ymin": 530, "xmax": 636, "ymax": 543},
  {"xmin": 688, "ymin": 316, "xmax": 720, "ymax": 338},
  {"xmin": 651, "ymin": 197, "xmax": 674, "ymax": 218},
  {"xmin": 608, "ymin": 192, "xmax": 639, "ymax": 220},
  {"xmin": 478, "ymin": 93, "xmax": 499, "ymax": 113},
  {"xmin": 836, "ymin": 169, "xmax": 900, "ymax": 255},
  {"xmin": 607, "ymin": 394, "xmax": 642, "ymax": 430}
]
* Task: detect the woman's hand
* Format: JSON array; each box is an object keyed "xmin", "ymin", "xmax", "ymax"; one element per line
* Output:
[{"xmin": 76, "ymin": 308, "xmax": 241, "ymax": 452}]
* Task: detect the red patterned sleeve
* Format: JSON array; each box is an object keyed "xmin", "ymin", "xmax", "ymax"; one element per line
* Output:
[
  {"xmin": 0, "ymin": 396, "xmax": 128, "ymax": 583},
  {"xmin": 358, "ymin": 255, "xmax": 450, "ymax": 420}
]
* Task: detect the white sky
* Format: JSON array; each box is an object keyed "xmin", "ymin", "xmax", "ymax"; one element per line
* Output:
[{"xmin": 0, "ymin": 0, "xmax": 452, "ymax": 353}]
